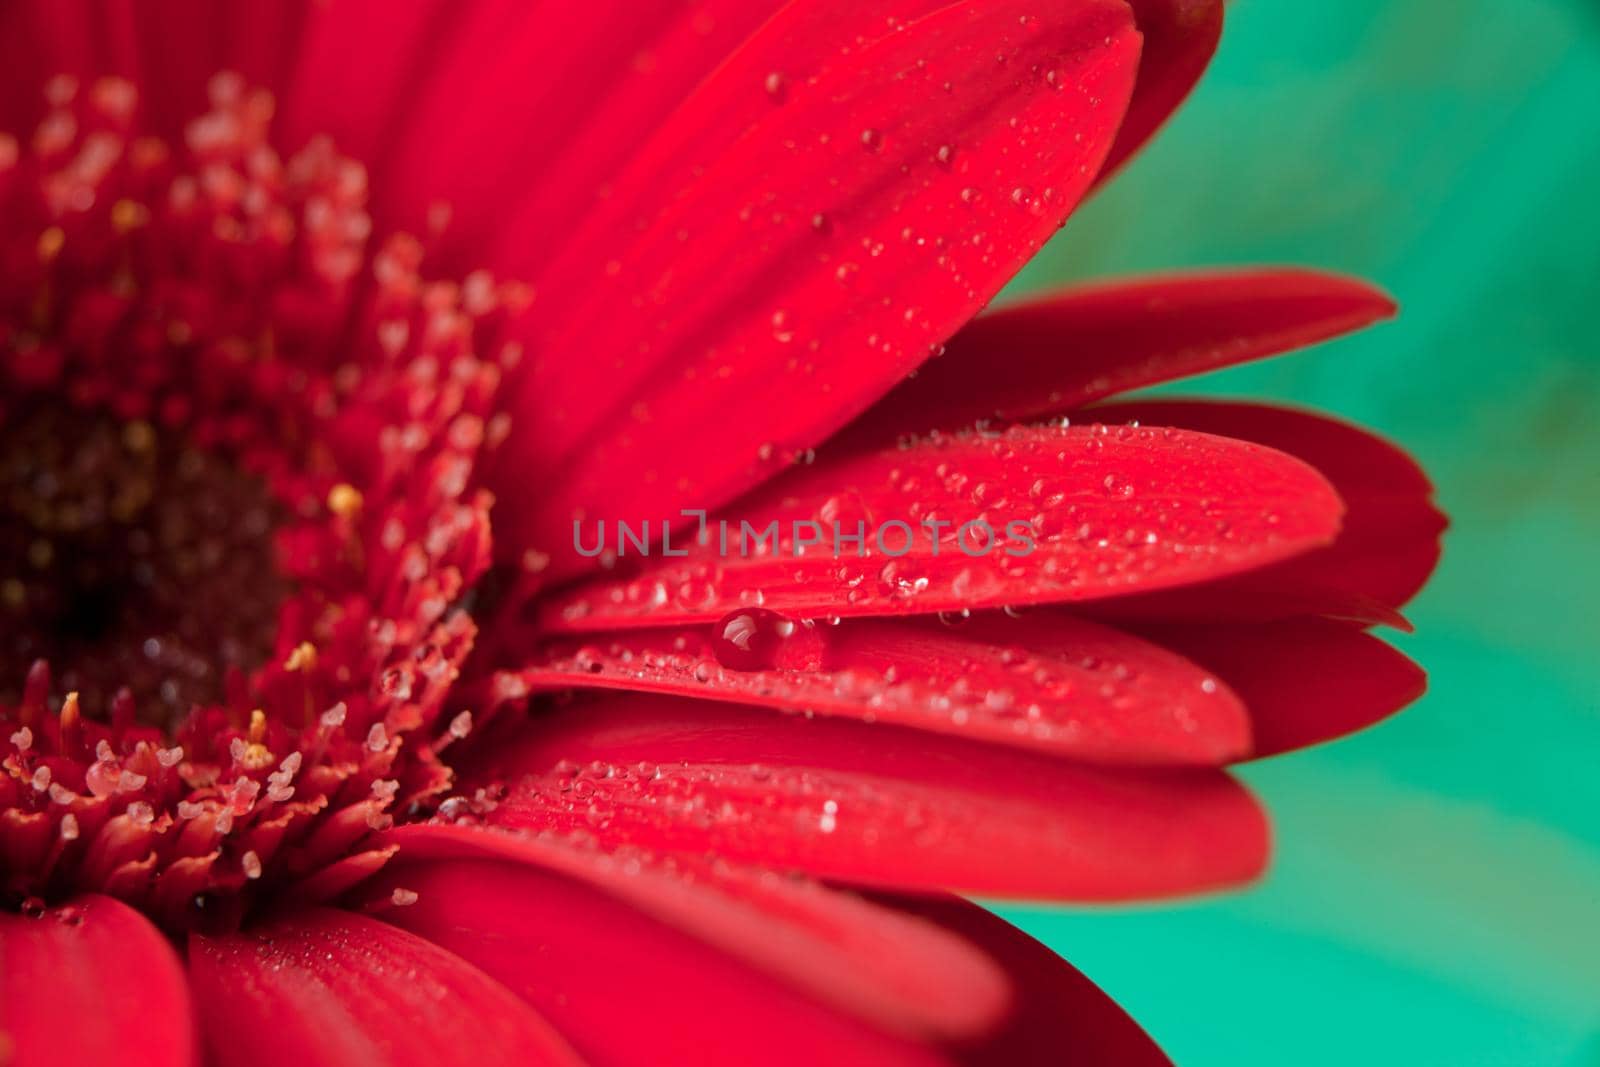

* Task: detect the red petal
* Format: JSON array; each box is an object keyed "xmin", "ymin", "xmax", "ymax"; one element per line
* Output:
[
  {"xmin": 1141, "ymin": 618, "xmax": 1427, "ymax": 759},
  {"xmin": 3, "ymin": 3, "xmax": 340, "ymax": 142},
  {"xmin": 0, "ymin": 895, "xmax": 196, "ymax": 1067},
  {"xmin": 380, "ymin": 820, "xmax": 1010, "ymax": 1041},
  {"xmin": 0, "ymin": 3, "xmax": 97, "ymax": 131},
  {"xmin": 215, "ymin": 1, "xmax": 310, "ymax": 100},
  {"xmin": 188, "ymin": 908, "xmax": 580, "ymax": 1067},
  {"xmin": 524, "ymin": 612, "xmax": 1250, "ymax": 765},
  {"xmin": 884, "ymin": 894, "xmax": 1171, "ymax": 1066},
  {"xmin": 1097, "ymin": 0, "xmax": 1223, "ymax": 184},
  {"xmin": 466, "ymin": 695, "xmax": 1269, "ymax": 900},
  {"xmin": 490, "ymin": 0, "xmax": 948, "ymax": 278},
  {"xmin": 277, "ymin": 0, "xmax": 447, "ymax": 164},
  {"xmin": 356, "ymin": 858, "xmax": 958, "ymax": 1066},
  {"xmin": 118, "ymin": 1, "xmax": 234, "ymax": 138},
  {"xmin": 849, "ymin": 269, "xmax": 1397, "ymax": 438},
  {"xmin": 355, "ymin": 2, "xmax": 789, "ymax": 260},
  {"xmin": 421, "ymin": 0, "xmax": 794, "ymax": 272},
  {"xmin": 1084, "ymin": 401, "xmax": 1445, "ymax": 625},
  {"xmin": 491, "ymin": 0, "xmax": 1142, "ymax": 570},
  {"xmin": 537, "ymin": 421, "xmax": 1343, "ymax": 629}
]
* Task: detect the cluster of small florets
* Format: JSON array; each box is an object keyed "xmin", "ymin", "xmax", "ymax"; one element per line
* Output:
[{"xmin": 0, "ymin": 73, "xmax": 532, "ymax": 928}]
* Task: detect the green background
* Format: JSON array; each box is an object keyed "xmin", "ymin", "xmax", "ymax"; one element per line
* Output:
[{"xmin": 999, "ymin": 1, "xmax": 1600, "ymax": 1063}]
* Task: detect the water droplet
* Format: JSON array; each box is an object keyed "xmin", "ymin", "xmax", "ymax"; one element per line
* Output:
[
  {"xmin": 1102, "ymin": 473, "xmax": 1135, "ymax": 498},
  {"xmin": 711, "ymin": 609, "xmax": 822, "ymax": 672},
  {"xmin": 771, "ymin": 309, "xmax": 794, "ymax": 343}
]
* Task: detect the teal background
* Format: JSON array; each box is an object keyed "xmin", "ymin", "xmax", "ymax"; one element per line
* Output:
[{"xmin": 999, "ymin": 2, "xmax": 1600, "ymax": 1063}]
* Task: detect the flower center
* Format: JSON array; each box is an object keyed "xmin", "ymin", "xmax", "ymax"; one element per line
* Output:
[
  {"xmin": 1, "ymin": 403, "xmax": 287, "ymax": 724},
  {"xmin": 0, "ymin": 73, "xmax": 520, "ymax": 929}
]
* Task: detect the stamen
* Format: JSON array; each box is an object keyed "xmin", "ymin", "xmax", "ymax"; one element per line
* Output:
[
  {"xmin": 326, "ymin": 483, "xmax": 364, "ymax": 518},
  {"xmin": 241, "ymin": 850, "xmax": 262, "ymax": 880},
  {"xmin": 1, "ymin": 72, "xmax": 515, "ymax": 930}
]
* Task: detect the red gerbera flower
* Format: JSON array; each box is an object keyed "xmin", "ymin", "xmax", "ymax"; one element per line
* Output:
[{"xmin": 0, "ymin": 2, "xmax": 1443, "ymax": 1065}]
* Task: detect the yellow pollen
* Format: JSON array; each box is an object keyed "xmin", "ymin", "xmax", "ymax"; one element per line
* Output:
[
  {"xmin": 327, "ymin": 483, "xmax": 363, "ymax": 518},
  {"xmin": 284, "ymin": 641, "xmax": 318, "ymax": 672},
  {"xmin": 239, "ymin": 709, "xmax": 274, "ymax": 769},
  {"xmin": 121, "ymin": 419, "xmax": 156, "ymax": 452},
  {"xmin": 60, "ymin": 691, "xmax": 80, "ymax": 727},
  {"xmin": 36, "ymin": 226, "xmax": 64, "ymax": 262},
  {"xmin": 111, "ymin": 198, "xmax": 150, "ymax": 232}
]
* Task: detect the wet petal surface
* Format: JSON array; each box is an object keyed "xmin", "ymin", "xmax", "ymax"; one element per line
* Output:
[
  {"xmin": 524, "ymin": 611, "xmax": 1250, "ymax": 764},
  {"xmin": 539, "ymin": 422, "xmax": 1343, "ymax": 629},
  {"xmin": 0, "ymin": 894, "xmax": 196, "ymax": 1067},
  {"xmin": 1083, "ymin": 401, "xmax": 1444, "ymax": 625},
  {"xmin": 189, "ymin": 907, "xmax": 580, "ymax": 1067},
  {"xmin": 465, "ymin": 695, "xmax": 1269, "ymax": 900},
  {"xmin": 852, "ymin": 269, "xmax": 1396, "ymax": 438},
  {"xmin": 381, "ymin": 819, "xmax": 1010, "ymax": 1040},
  {"xmin": 358, "ymin": 858, "xmax": 961, "ymax": 1066},
  {"xmin": 491, "ymin": 0, "xmax": 1143, "ymax": 571},
  {"xmin": 1141, "ymin": 618, "xmax": 1426, "ymax": 759}
]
